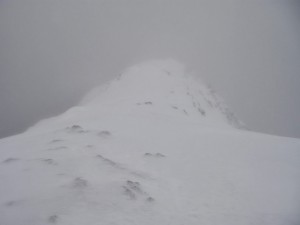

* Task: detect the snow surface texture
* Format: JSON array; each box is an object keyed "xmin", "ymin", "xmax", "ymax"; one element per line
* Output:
[{"xmin": 0, "ymin": 60, "xmax": 299, "ymax": 225}]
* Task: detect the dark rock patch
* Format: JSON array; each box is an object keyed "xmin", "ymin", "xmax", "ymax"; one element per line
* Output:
[
  {"xmin": 198, "ymin": 108, "xmax": 206, "ymax": 116},
  {"xmin": 47, "ymin": 146, "xmax": 68, "ymax": 151},
  {"xmin": 41, "ymin": 158, "xmax": 57, "ymax": 165},
  {"xmin": 72, "ymin": 177, "xmax": 88, "ymax": 188},
  {"xmin": 2, "ymin": 157, "xmax": 19, "ymax": 164},
  {"xmin": 49, "ymin": 139, "xmax": 64, "ymax": 144},
  {"xmin": 144, "ymin": 153, "xmax": 166, "ymax": 158},
  {"xmin": 66, "ymin": 125, "xmax": 88, "ymax": 133},
  {"xmin": 96, "ymin": 154, "xmax": 119, "ymax": 167},
  {"xmin": 122, "ymin": 180, "xmax": 154, "ymax": 202},
  {"xmin": 98, "ymin": 130, "xmax": 111, "ymax": 138},
  {"xmin": 4, "ymin": 200, "xmax": 22, "ymax": 207},
  {"xmin": 48, "ymin": 215, "xmax": 58, "ymax": 223}
]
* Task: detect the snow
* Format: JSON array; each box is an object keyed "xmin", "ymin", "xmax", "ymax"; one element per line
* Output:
[{"xmin": 0, "ymin": 59, "xmax": 299, "ymax": 225}]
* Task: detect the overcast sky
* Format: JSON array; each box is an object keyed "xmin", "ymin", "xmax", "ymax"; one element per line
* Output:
[{"xmin": 0, "ymin": 0, "xmax": 300, "ymax": 139}]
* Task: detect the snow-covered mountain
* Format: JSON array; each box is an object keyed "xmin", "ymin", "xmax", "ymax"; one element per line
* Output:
[{"xmin": 0, "ymin": 60, "xmax": 299, "ymax": 225}]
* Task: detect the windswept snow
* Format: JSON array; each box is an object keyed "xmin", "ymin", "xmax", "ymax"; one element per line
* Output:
[{"xmin": 0, "ymin": 60, "xmax": 299, "ymax": 225}]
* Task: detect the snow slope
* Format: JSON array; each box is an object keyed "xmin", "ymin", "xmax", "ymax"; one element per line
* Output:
[{"xmin": 0, "ymin": 60, "xmax": 299, "ymax": 225}]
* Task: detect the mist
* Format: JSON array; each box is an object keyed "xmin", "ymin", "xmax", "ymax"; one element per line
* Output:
[{"xmin": 0, "ymin": 0, "xmax": 300, "ymax": 138}]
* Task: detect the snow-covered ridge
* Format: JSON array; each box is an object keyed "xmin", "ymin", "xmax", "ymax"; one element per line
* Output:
[{"xmin": 79, "ymin": 59, "xmax": 245, "ymax": 129}]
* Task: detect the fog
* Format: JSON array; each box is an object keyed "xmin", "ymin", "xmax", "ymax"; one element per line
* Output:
[{"xmin": 0, "ymin": 0, "xmax": 300, "ymax": 138}]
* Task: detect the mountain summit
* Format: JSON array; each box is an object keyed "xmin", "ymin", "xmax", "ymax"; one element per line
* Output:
[
  {"xmin": 0, "ymin": 60, "xmax": 300, "ymax": 225},
  {"xmin": 81, "ymin": 59, "xmax": 244, "ymax": 129},
  {"xmin": 34, "ymin": 59, "xmax": 244, "ymax": 133}
]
